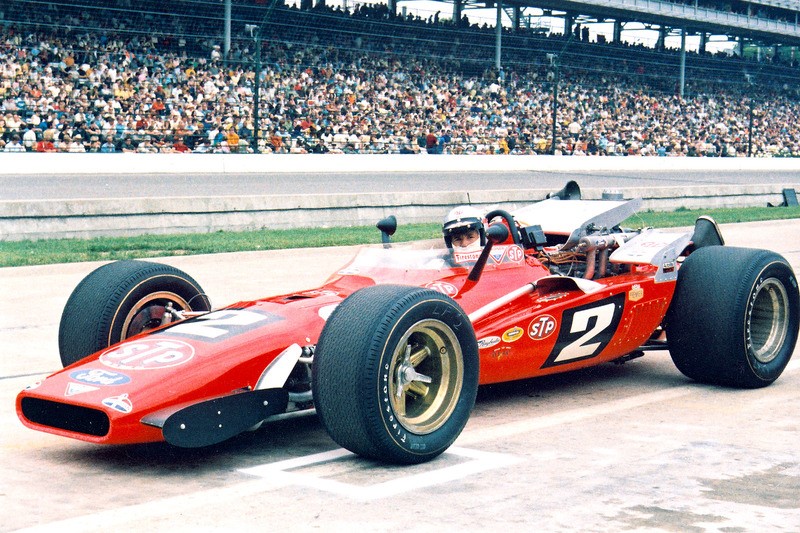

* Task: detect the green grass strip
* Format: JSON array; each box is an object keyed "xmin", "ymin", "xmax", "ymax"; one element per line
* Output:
[{"xmin": 2, "ymin": 207, "xmax": 798, "ymax": 268}]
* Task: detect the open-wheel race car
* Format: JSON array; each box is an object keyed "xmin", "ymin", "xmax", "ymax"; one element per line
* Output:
[{"xmin": 17, "ymin": 182, "xmax": 800, "ymax": 464}]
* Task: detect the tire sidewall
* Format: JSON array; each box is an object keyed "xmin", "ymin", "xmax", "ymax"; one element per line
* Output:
[
  {"xmin": 667, "ymin": 247, "xmax": 799, "ymax": 388},
  {"xmin": 742, "ymin": 260, "xmax": 799, "ymax": 383},
  {"xmin": 59, "ymin": 261, "xmax": 209, "ymax": 367},
  {"xmin": 371, "ymin": 293, "xmax": 478, "ymax": 460}
]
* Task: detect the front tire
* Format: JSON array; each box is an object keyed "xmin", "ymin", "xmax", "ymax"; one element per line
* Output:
[
  {"xmin": 666, "ymin": 247, "xmax": 799, "ymax": 388},
  {"xmin": 313, "ymin": 285, "xmax": 479, "ymax": 464},
  {"xmin": 58, "ymin": 260, "xmax": 211, "ymax": 367}
]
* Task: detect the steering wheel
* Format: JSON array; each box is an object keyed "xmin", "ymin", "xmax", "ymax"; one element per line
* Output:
[{"xmin": 484, "ymin": 209, "xmax": 521, "ymax": 246}]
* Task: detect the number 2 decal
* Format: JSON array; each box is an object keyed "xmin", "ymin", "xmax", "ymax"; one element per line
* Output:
[
  {"xmin": 163, "ymin": 308, "xmax": 283, "ymax": 342},
  {"xmin": 541, "ymin": 294, "xmax": 625, "ymax": 368}
]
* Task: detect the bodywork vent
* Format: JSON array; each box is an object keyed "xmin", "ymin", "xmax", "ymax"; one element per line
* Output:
[{"xmin": 21, "ymin": 397, "xmax": 110, "ymax": 437}]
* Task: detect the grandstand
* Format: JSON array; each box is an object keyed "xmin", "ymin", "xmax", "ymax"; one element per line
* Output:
[{"xmin": 0, "ymin": 0, "xmax": 798, "ymax": 156}]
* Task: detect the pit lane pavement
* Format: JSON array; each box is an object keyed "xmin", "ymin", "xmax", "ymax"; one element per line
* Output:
[{"xmin": 2, "ymin": 219, "xmax": 799, "ymax": 532}]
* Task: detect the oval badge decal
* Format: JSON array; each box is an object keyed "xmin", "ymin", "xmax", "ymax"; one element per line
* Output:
[{"xmin": 100, "ymin": 340, "xmax": 195, "ymax": 370}]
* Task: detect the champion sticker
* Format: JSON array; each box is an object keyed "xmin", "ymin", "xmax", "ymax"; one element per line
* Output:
[
  {"xmin": 100, "ymin": 340, "xmax": 195, "ymax": 370},
  {"xmin": 502, "ymin": 327, "xmax": 525, "ymax": 343}
]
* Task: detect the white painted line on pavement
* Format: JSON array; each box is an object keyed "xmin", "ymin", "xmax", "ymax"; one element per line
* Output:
[{"xmin": 238, "ymin": 446, "xmax": 521, "ymax": 501}]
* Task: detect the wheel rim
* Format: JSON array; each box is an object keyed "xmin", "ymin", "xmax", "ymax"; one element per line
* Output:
[
  {"xmin": 388, "ymin": 319, "xmax": 463, "ymax": 435},
  {"xmin": 120, "ymin": 291, "xmax": 192, "ymax": 340},
  {"xmin": 748, "ymin": 277, "xmax": 790, "ymax": 364}
]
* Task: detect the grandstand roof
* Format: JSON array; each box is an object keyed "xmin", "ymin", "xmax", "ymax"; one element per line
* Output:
[{"xmin": 451, "ymin": 0, "xmax": 800, "ymax": 46}]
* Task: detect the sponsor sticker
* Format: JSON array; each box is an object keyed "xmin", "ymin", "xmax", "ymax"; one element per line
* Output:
[
  {"xmin": 25, "ymin": 381, "xmax": 41, "ymax": 390},
  {"xmin": 425, "ymin": 281, "xmax": 459, "ymax": 297},
  {"xmin": 506, "ymin": 245, "xmax": 524, "ymax": 262},
  {"xmin": 70, "ymin": 369, "xmax": 132, "ymax": 386},
  {"xmin": 165, "ymin": 309, "xmax": 280, "ymax": 342},
  {"xmin": 100, "ymin": 340, "xmax": 195, "ymax": 370},
  {"xmin": 528, "ymin": 315, "xmax": 558, "ymax": 340},
  {"xmin": 102, "ymin": 393, "xmax": 133, "ymax": 413},
  {"xmin": 492, "ymin": 346, "xmax": 512, "ymax": 360},
  {"xmin": 628, "ymin": 284, "xmax": 644, "ymax": 302},
  {"xmin": 490, "ymin": 248, "xmax": 506, "ymax": 263},
  {"xmin": 477, "ymin": 336, "xmax": 501, "ymax": 350},
  {"xmin": 65, "ymin": 382, "xmax": 100, "ymax": 396},
  {"xmin": 453, "ymin": 250, "xmax": 482, "ymax": 264},
  {"xmin": 537, "ymin": 291, "xmax": 569, "ymax": 303},
  {"xmin": 502, "ymin": 326, "xmax": 525, "ymax": 343}
]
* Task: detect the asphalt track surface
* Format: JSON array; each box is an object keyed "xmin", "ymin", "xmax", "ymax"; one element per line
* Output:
[
  {"xmin": 2, "ymin": 219, "xmax": 800, "ymax": 532},
  {"xmin": 2, "ymin": 168, "xmax": 800, "ymax": 201}
]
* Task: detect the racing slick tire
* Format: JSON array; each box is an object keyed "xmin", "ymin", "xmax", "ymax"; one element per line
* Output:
[
  {"xmin": 313, "ymin": 285, "xmax": 479, "ymax": 464},
  {"xmin": 666, "ymin": 246, "xmax": 799, "ymax": 388},
  {"xmin": 58, "ymin": 260, "xmax": 211, "ymax": 367}
]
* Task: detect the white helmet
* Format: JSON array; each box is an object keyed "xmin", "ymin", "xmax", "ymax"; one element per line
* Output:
[{"xmin": 442, "ymin": 205, "xmax": 486, "ymax": 251}]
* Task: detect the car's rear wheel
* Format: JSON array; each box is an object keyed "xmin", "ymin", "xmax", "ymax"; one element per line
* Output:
[
  {"xmin": 58, "ymin": 260, "xmax": 211, "ymax": 367},
  {"xmin": 666, "ymin": 246, "xmax": 799, "ymax": 388},
  {"xmin": 313, "ymin": 285, "xmax": 479, "ymax": 464}
]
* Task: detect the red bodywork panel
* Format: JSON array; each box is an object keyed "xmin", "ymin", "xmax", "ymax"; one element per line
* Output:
[{"xmin": 17, "ymin": 242, "xmax": 677, "ymax": 445}]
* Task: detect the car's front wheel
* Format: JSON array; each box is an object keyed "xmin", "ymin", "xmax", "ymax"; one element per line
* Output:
[
  {"xmin": 313, "ymin": 285, "xmax": 479, "ymax": 464},
  {"xmin": 666, "ymin": 246, "xmax": 799, "ymax": 388},
  {"xmin": 58, "ymin": 260, "xmax": 211, "ymax": 367}
]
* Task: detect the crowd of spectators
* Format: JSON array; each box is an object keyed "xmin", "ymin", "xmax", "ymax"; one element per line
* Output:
[{"xmin": 1, "ymin": 0, "xmax": 799, "ymax": 157}]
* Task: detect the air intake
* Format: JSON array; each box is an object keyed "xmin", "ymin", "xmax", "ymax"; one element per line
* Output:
[{"xmin": 21, "ymin": 398, "xmax": 110, "ymax": 437}]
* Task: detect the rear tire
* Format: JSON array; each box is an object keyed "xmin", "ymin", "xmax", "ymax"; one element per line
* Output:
[
  {"xmin": 666, "ymin": 247, "xmax": 799, "ymax": 388},
  {"xmin": 313, "ymin": 285, "xmax": 479, "ymax": 464},
  {"xmin": 58, "ymin": 260, "xmax": 210, "ymax": 367}
]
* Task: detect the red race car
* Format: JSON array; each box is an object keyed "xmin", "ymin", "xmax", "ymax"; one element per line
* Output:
[{"xmin": 17, "ymin": 183, "xmax": 800, "ymax": 464}]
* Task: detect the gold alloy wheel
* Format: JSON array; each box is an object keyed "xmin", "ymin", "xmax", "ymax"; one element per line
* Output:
[
  {"xmin": 388, "ymin": 319, "xmax": 464, "ymax": 435},
  {"xmin": 120, "ymin": 291, "xmax": 191, "ymax": 339},
  {"xmin": 749, "ymin": 277, "xmax": 790, "ymax": 364}
]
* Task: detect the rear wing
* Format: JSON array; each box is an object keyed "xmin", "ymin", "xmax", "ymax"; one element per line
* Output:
[{"xmin": 512, "ymin": 198, "xmax": 642, "ymax": 250}]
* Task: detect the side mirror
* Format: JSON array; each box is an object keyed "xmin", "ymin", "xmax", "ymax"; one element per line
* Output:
[
  {"xmin": 486, "ymin": 222, "xmax": 509, "ymax": 245},
  {"xmin": 376, "ymin": 215, "xmax": 397, "ymax": 246}
]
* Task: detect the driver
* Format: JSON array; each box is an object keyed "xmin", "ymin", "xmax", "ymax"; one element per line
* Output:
[{"xmin": 442, "ymin": 206, "xmax": 486, "ymax": 252}]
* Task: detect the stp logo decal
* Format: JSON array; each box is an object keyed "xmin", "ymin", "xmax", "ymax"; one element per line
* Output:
[
  {"xmin": 502, "ymin": 327, "xmax": 525, "ymax": 343},
  {"xmin": 506, "ymin": 245, "xmax": 524, "ymax": 262},
  {"xmin": 528, "ymin": 315, "xmax": 557, "ymax": 340},
  {"xmin": 70, "ymin": 369, "xmax": 132, "ymax": 386},
  {"xmin": 100, "ymin": 340, "xmax": 195, "ymax": 370},
  {"xmin": 425, "ymin": 281, "xmax": 459, "ymax": 297}
]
